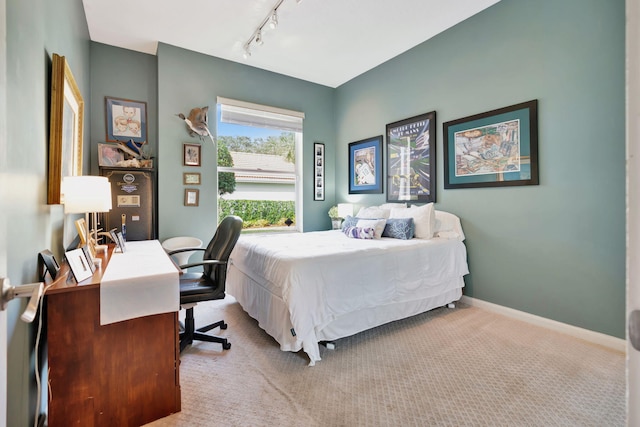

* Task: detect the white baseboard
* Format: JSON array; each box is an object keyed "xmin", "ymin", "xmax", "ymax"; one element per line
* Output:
[{"xmin": 460, "ymin": 296, "xmax": 626, "ymax": 353}]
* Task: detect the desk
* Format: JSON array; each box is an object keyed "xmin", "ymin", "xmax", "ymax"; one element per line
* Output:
[{"xmin": 46, "ymin": 243, "xmax": 181, "ymax": 427}]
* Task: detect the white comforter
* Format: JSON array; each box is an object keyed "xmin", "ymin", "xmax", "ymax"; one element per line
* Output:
[{"xmin": 228, "ymin": 230, "xmax": 469, "ymax": 364}]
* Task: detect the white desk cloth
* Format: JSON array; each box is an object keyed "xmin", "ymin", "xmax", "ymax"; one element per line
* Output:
[{"xmin": 100, "ymin": 240, "xmax": 180, "ymax": 325}]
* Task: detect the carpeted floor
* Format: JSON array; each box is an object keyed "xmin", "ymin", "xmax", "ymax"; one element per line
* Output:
[{"xmin": 145, "ymin": 297, "xmax": 625, "ymax": 427}]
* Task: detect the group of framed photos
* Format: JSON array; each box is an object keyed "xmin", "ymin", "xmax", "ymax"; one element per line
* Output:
[
  {"xmin": 336, "ymin": 99, "xmax": 539, "ymax": 203},
  {"xmin": 183, "ymin": 143, "xmax": 201, "ymax": 206},
  {"xmin": 66, "ymin": 219, "xmax": 126, "ymax": 283}
]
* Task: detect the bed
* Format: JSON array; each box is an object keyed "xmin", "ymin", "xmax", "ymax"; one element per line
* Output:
[{"xmin": 226, "ymin": 204, "xmax": 469, "ymax": 365}]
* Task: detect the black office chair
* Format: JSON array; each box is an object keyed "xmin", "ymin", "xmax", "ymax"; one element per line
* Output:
[{"xmin": 167, "ymin": 215, "xmax": 243, "ymax": 352}]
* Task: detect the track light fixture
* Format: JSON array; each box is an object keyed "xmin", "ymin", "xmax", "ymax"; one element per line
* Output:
[
  {"xmin": 269, "ymin": 11, "xmax": 278, "ymax": 29},
  {"xmin": 242, "ymin": 0, "xmax": 301, "ymax": 60}
]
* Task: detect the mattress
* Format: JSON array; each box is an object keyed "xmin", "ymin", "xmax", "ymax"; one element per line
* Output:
[{"xmin": 227, "ymin": 230, "xmax": 469, "ymax": 365}]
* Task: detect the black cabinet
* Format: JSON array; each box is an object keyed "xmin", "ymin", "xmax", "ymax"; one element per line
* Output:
[{"xmin": 99, "ymin": 167, "xmax": 157, "ymax": 241}]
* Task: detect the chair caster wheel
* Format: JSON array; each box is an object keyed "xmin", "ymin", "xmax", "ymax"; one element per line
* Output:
[
  {"xmin": 223, "ymin": 342, "xmax": 231, "ymax": 350},
  {"xmin": 220, "ymin": 323, "xmax": 228, "ymax": 330}
]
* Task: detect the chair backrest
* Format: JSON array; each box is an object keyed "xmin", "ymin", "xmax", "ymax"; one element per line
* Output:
[{"xmin": 202, "ymin": 215, "xmax": 243, "ymax": 284}]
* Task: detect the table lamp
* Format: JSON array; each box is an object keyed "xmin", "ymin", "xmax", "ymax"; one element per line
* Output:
[
  {"xmin": 62, "ymin": 175, "xmax": 113, "ymax": 256},
  {"xmin": 337, "ymin": 203, "xmax": 354, "ymax": 219}
]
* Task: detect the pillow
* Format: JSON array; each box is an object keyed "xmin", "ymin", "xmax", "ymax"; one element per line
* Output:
[
  {"xmin": 341, "ymin": 215, "xmax": 359, "ymax": 230},
  {"xmin": 434, "ymin": 210, "xmax": 465, "ymax": 241},
  {"xmin": 356, "ymin": 218, "xmax": 387, "ymax": 239},
  {"xmin": 343, "ymin": 226, "xmax": 375, "ymax": 239},
  {"xmin": 382, "ymin": 218, "xmax": 415, "ymax": 240},
  {"xmin": 378, "ymin": 203, "xmax": 407, "ymax": 210},
  {"xmin": 355, "ymin": 206, "xmax": 390, "ymax": 219},
  {"xmin": 389, "ymin": 203, "xmax": 435, "ymax": 239}
]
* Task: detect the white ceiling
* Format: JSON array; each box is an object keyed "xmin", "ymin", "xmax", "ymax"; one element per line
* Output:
[{"xmin": 82, "ymin": 0, "xmax": 500, "ymax": 88}]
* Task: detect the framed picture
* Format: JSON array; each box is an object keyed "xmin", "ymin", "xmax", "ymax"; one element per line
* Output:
[
  {"xmin": 314, "ymin": 142, "xmax": 325, "ymax": 201},
  {"xmin": 97, "ymin": 143, "xmax": 125, "ymax": 167},
  {"xmin": 74, "ymin": 218, "xmax": 88, "ymax": 246},
  {"xmin": 184, "ymin": 188, "xmax": 199, "ymax": 206},
  {"xmin": 81, "ymin": 245, "xmax": 97, "ymax": 274},
  {"xmin": 386, "ymin": 111, "xmax": 436, "ymax": 203},
  {"xmin": 110, "ymin": 229, "xmax": 126, "ymax": 253},
  {"xmin": 65, "ymin": 248, "xmax": 93, "ymax": 283},
  {"xmin": 443, "ymin": 100, "xmax": 539, "ymax": 189},
  {"xmin": 348, "ymin": 135, "xmax": 383, "ymax": 194},
  {"xmin": 183, "ymin": 172, "xmax": 201, "ymax": 185},
  {"xmin": 183, "ymin": 143, "xmax": 201, "ymax": 166},
  {"xmin": 48, "ymin": 54, "xmax": 84, "ymax": 204},
  {"xmin": 37, "ymin": 250, "xmax": 60, "ymax": 281},
  {"xmin": 105, "ymin": 96, "xmax": 148, "ymax": 144}
]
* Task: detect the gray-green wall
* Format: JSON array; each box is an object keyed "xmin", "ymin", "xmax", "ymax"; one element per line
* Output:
[
  {"xmin": 4, "ymin": 0, "xmax": 90, "ymax": 425},
  {"xmin": 335, "ymin": 0, "xmax": 625, "ymax": 337},
  {"xmin": 155, "ymin": 42, "xmax": 336, "ymax": 244},
  {"xmin": 2, "ymin": 0, "xmax": 627, "ymax": 424}
]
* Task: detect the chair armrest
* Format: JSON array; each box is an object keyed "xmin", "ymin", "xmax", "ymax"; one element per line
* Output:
[
  {"xmin": 179, "ymin": 259, "xmax": 227, "ymax": 270},
  {"xmin": 167, "ymin": 247, "xmax": 206, "ymax": 256}
]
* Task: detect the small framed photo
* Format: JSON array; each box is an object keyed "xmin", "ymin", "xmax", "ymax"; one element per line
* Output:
[
  {"xmin": 183, "ymin": 172, "xmax": 201, "ymax": 185},
  {"xmin": 105, "ymin": 96, "xmax": 147, "ymax": 144},
  {"xmin": 65, "ymin": 248, "xmax": 93, "ymax": 283},
  {"xmin": 314, "ymin": 142, "xmax": 325, "ymax": 201},
  {"xmin": 184, "ymin": 188, "xmax": 199, "ymax": 206},
  {"xmin": 97, "ymin": 143, "xmax": 125, "ymax": 167},
  {"xmin": 110, "ymin": 229, "xmax": 126, "ymax": 253},
  {"xmin": 183, "ymin": 143, "xmax": 201, "ymax": 166},
  {"xmin": 75, "ymin": 218, "xmax": 88, "ymax": 245},
  {"xmin": 349, "ymin": 135, "xmax": 384, "ymax": 194}
]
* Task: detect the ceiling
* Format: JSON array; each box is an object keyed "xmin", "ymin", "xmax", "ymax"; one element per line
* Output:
[{"xmin": 82, "ymin": 0, "xmax": 500, "ymax": 88}]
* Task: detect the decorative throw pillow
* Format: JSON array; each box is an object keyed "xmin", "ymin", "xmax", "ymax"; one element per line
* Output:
[
  {"xmin": 382, "ymin": 218, "xmax": 415, "ymax": 240},
  {"xmin": 343, "ymin": 226, "xmax": 375, "ymax": 239},
  {"xmin": 389, "ymin": 203, "xmax": 435, "ymax": 239},
  {"xmin": 356, "ymin": 218, "xmax": 387, "ymax": 239},
  {"xmin": 341, "ymin": 215, "xmax": 359, "ymax": 230}
]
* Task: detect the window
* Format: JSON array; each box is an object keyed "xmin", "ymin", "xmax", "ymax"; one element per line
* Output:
[{"xmin": 216, "ymin": 97, "xmax": 304, "ymax": 231}]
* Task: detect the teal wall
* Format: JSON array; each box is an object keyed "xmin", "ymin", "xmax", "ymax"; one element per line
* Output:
[
  {"xmin": 335, "ymin": 0, "xmax": 625, "ymax": 337},
  {"xmin": 89, "ymin": 42, "xmax": 158, "ymax": 175},
  {"xmin": 156, "ymin": 43, "xmax": 335, "ymax": 244},
  {"xmin": 1, "ymin": 0, "xmax": 627, "ymax": 424},
  {"xmin": 3, "ymin": 0, "xmax": 90, "ymax": 425}
]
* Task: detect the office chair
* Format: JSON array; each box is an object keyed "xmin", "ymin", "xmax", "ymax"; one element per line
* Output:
[{"xmin": 167, "ymin": 215, "xmax": 243, "ymax": 352}]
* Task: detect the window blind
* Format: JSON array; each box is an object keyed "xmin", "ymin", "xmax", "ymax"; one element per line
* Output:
[{"xmin": 217, "ymin": 97, "xmax": 304, "ymax": 133}]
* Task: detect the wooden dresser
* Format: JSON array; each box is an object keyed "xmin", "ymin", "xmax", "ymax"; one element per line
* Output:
[{"xmin": 45, "ymin": 245, "xmax": 181, "ymax": 427}]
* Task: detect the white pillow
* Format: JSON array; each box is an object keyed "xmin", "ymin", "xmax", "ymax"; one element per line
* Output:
[
  {"xmin": 356, "ymin": 218, "xmax": 387, "ymax": 239},
  {"xmin": 378, "ymin": 203, "xmax": 407, "ymax": 210},
  {"xmin": 434, "ymin": 210, "xmax": 465, "ymax": 241},
  {"xmin": 356, "ymin": 206, "xmax": 390, "ymax": 219},
  {"xmin": 390, "ymin": 203, "xmax": 435, "ymax": 239}
]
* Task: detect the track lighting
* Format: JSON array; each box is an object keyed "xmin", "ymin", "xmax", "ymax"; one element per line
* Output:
[
  {"xmin": 242, "ymin": 0, "xmax": 300, "ymax": 59},
  {"xmin": 269, "ymin": 11, "xmax": 278, "ymax": 29}
]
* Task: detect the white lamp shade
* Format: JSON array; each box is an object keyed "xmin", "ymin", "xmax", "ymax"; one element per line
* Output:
[
  {"xmin": 337, "ymin": 203, "xmax": 354, "ymax": 218},
  {"xmin": 62, "ymin": 176, "xmax": 112, "ymax": 214}
]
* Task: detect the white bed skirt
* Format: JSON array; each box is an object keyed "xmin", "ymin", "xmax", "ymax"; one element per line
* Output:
[{"xmin": 227, "ymin": 263, "xmax": 464, "ymax": 364}]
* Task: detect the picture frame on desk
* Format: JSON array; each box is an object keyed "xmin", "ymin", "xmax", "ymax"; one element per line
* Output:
[
  {"xmin": 66, "ymin": 248, "xmax": 93, "ymax": 283},
  {"xmin": 111, "ymin": 230, "xmax": 126, "ymax": 253},
  {"xmin": 38, "ymin": 249, "xmax": 59, "ymax": 281}
]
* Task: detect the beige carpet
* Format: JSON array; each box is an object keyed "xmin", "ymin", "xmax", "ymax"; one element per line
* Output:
[{"xmin": 146, "ymin": 297, "xmax": 625, "ymax": 427}]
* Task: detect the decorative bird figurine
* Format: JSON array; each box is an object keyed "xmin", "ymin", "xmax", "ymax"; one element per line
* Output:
[{"xmin": 177, "ymin": 106, "xmax": 215, "ymax": 144}]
